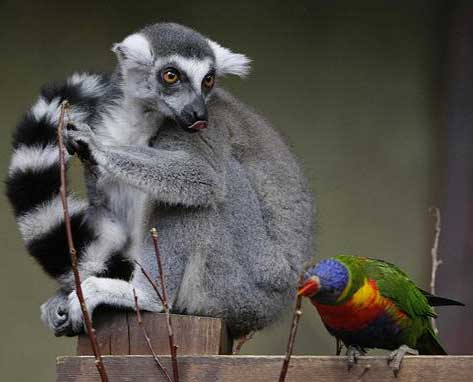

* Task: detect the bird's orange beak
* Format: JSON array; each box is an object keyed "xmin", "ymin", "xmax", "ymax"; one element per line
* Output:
[{"xmin": 298, "ymin": 275, "xmax": 320, "ymax": 297}]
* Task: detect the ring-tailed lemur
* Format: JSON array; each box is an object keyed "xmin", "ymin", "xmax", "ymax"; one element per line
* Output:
[{"xmin": 6, "ymin": 23, "xmax": 314, "ymax": 338}]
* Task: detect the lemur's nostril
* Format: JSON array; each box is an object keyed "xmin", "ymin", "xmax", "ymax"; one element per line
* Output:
[{"xmin": 193, "ymin": 111, "xmax": 207, "ymax": 121}]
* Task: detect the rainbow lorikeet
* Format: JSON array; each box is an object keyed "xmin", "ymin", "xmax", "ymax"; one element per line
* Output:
[{"xmin": 298, "ymin": 255, "xmax": 464, "ymax": 375}]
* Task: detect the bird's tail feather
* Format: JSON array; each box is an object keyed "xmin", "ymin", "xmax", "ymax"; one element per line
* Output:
[
  {"xmin": 419, "ymin": 289, "xmax": 465, "ymax": 307},
  {"xmin": 416, "ymin": 329, "xmax": 447, "ymax": 355}
]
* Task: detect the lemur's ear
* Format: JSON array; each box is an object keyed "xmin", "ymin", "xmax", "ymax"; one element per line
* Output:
[
  {"xmin": 112, "ymin": 33, "xmax": 155, "ymax": 99},
  {"xmin": 112, "ymin": 33, "xmax": 154, "ymax": 69},
  {"xmin": 207, "ymin": 39, "xmax": 251, "ymax": 78}
]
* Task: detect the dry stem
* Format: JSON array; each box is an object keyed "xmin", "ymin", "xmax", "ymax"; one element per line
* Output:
[
  {"xmin": 133, "ymin": 288, "xmax": 172, "ymax": 382},
  {"xmin": 279, "ymin": 276, "xmax": 304, "ymax": 382},
  {"xmin": 57, "ymin": 101, "xmax": 108, "ymax": 381},
  {"xmin": 429, "ymin": 207, "xmax": 443, "ymax": 335},
  {"xmin": 232, "ymin": 331, "xmax": 255, "ymax": 355},
  {"xmin": 358, "ymin": 364, "xmax": 371, "ymax": 380},
  {"xmin": 133, "ymin": 260, "xmax": 164, "ymax": 305},
  {"xmin": 150, "ymin": 228, "xmax": 179, "ymax": 382}
]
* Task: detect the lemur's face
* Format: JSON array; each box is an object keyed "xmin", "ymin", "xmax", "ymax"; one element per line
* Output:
[
  {"xmin": 154, "ymin": 56, "xmax": 216, "ymax": 131},
  {"xmin": 113, "ymin": 23, "xmax": 250, "ymax": 133}
]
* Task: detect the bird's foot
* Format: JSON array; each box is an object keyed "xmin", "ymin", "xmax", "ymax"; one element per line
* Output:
[
  {"xmin": 387, "ymin": 344, "xmax": 418, "ymax": 377},
  {"xmin": 346, "ymin": 345, "xmax": 366, "ymax": 370}
]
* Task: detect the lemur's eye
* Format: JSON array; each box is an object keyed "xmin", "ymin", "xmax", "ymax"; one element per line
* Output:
[
  {"xmin": 203, "ymin": 73, "xmax": 215, "ymax": 89},
  {"xmin": 162, "ymin": 68, "xmax": 180, "ymax": 84}
]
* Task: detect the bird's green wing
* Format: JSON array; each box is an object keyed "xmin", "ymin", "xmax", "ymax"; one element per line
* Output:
[{"xmin": 362, "ymin": 258, "xmax": 436, "ymax": 319}]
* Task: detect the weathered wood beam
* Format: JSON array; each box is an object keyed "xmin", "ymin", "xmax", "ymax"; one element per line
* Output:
[
  {"xmin": 77, "ymin": 309, "xmax": 233, "ymax": 356},
  {"xmin": 57, "ymin": 355, "xmax": 473, "ymax": 382}
]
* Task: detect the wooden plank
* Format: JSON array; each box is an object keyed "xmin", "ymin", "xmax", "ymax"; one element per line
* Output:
[
  {"xmin": 218, "ymin": 321, "xmax": 233, "ymax": 355},
  {"xmin": 57, "ymin": 355, "xmax": 473, "ymax": 382},
  {"xmin": 77, "ymin": 308, "xmax": 129, "ymax": 355},
  {"xmin": 128, "ymin": 312, "xmax": 229, "ymax": 355},
  {"xmin": 77, "ymin": 310, "xmax": 232, "ymax": 356},
  {"xmin": 110, "ymin": 311, "xmax": 130, "ymax": 355}
]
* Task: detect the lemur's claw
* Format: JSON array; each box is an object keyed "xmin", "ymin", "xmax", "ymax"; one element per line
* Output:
[
  {"xmin": 66, "ymin": 123, "xmax": 77, "ymax": 131},
  {"xmin": 63, "ymin": 122, "xmax": 98, "ymax": 164},
  {"xmin": 64, "ymin": 123, "xmax": 78, "ymax": 155},
  {"xmin": 54, "ymin": 316, "xmax": 75, "ymax": 337},
  {"xmin": 41, "ymin": 293, "xmax": 74, "ymax": 337}
]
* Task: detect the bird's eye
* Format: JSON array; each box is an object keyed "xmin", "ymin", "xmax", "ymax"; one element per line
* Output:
[
  {"xmin": 202, "ymin": 73, "xmax": 215, "ymax": 89},
  {"xmin": 162, "ymin": 68, "xmax": 180, "ymax": 84}
]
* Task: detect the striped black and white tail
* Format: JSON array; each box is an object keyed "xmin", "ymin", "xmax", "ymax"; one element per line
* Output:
[{"xmin": 6, "ymin": 73, "xmax": 108, "ymax": 280}]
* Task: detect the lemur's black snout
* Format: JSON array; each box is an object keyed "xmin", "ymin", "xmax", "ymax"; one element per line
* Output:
[{"xmin": 181, "ymin": 97, "xmax": 208, "ymax": 131}]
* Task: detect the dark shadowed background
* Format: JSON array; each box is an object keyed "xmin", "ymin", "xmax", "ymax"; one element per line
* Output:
[{"xmin": 1, "ymin": 1, "xmax": 472, "ymax": 381}]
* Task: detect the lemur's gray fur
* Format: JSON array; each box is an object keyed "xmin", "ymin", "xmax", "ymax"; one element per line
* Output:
[{"xmin": 6, "ymin": 23, "xmax": 314, "ymax": 338}]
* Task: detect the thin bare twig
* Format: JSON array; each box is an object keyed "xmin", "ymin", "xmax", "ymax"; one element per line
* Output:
[
  {"xmin": 133, "ymin": 260, "xmax": 164, "ymax": 305},
  {"xmin": 232, "ymin": 331, "xmax": 255, "ymax": 355},
  {"xmin": 358, "ymin": 364, "xmax": 371, "ymax": 381},
  {"xmin": 150, "ymin": 228, "xmax": 179, "ymax": 382},
  {"xmin": 57, "ymin": 101, "xmax": 108, "ymax": 382},
  {"xmin": 133, "ymin": 288, "xmax": 172, "ymax": 382},
  {"xmin": 279, "ymin": 275, "xmax": 304, "ymax": 382},
  {"xmin": 429, "ymin": 207, "xmax": 443, "ymax": 335}
]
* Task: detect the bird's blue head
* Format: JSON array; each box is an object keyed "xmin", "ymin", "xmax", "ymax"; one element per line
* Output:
[{"xmin": 298, "ymin": 258, "xmax": 349, "ymax": 304}]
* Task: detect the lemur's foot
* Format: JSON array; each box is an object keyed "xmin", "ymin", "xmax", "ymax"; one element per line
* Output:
[
  {"xmin": 387, "ymin": 345, "xmax": 418, "ymax": 377},
  {"xmin": 346, "ymin": 345, "xmax": 366, "ymax": 370},
  {"xmin": 41, "ymin": 293, "xmax": 74, "ymax": 337},
  {"xmin": 67, "ymin": 276, "xmax": 102, "ymax": 334}
]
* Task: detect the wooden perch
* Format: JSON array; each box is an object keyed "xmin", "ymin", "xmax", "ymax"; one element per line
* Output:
[{"xmin": 57, "ymin": 355, "xmax": 473, "ymax": 382}]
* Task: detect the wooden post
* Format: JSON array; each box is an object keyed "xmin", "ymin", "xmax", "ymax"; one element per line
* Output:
[
  {"xmin": 437, "ymin": 2, "xmax": 473, "ymax": 354},
  {"xmin": 76, "ymin": 308, "xmax": 233, "ymax": 356}
]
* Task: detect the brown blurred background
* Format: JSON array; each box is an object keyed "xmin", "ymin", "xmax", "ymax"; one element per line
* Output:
[{"xmin": 0, "ymin": 1, "xmax": 472, "ymax": 380}]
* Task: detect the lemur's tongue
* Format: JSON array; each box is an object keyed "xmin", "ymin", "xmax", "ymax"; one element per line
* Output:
[{"xmin": 188, "ymin": 121, "xmax": 207, "ymax": 130}]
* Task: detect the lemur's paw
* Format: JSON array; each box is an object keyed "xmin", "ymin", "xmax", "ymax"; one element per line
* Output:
[
  {"xmin": 64, "ymin": 122, "xmax": 98, "ymax": 164},
  {"xmin": 67, "ymin": 292, "xmax": 85, "ymax": 334},
  {"xmin": 67, "ymin": 276, "xmax": 100, "ymax": 333},
  {"xmin": 41, "ymin": 293, "xmax": 74, "ymax": 337}
]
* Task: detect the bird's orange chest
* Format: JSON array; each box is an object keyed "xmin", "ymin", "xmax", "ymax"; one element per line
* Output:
[{"xmin": 312, "ymin": 279, "xmax": 394, "ymax": 331}]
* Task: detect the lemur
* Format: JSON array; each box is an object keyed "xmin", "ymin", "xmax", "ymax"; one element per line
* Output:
[{"xmin": 6, "ymin": 23, "xmax": 314, "ymax": 338}]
